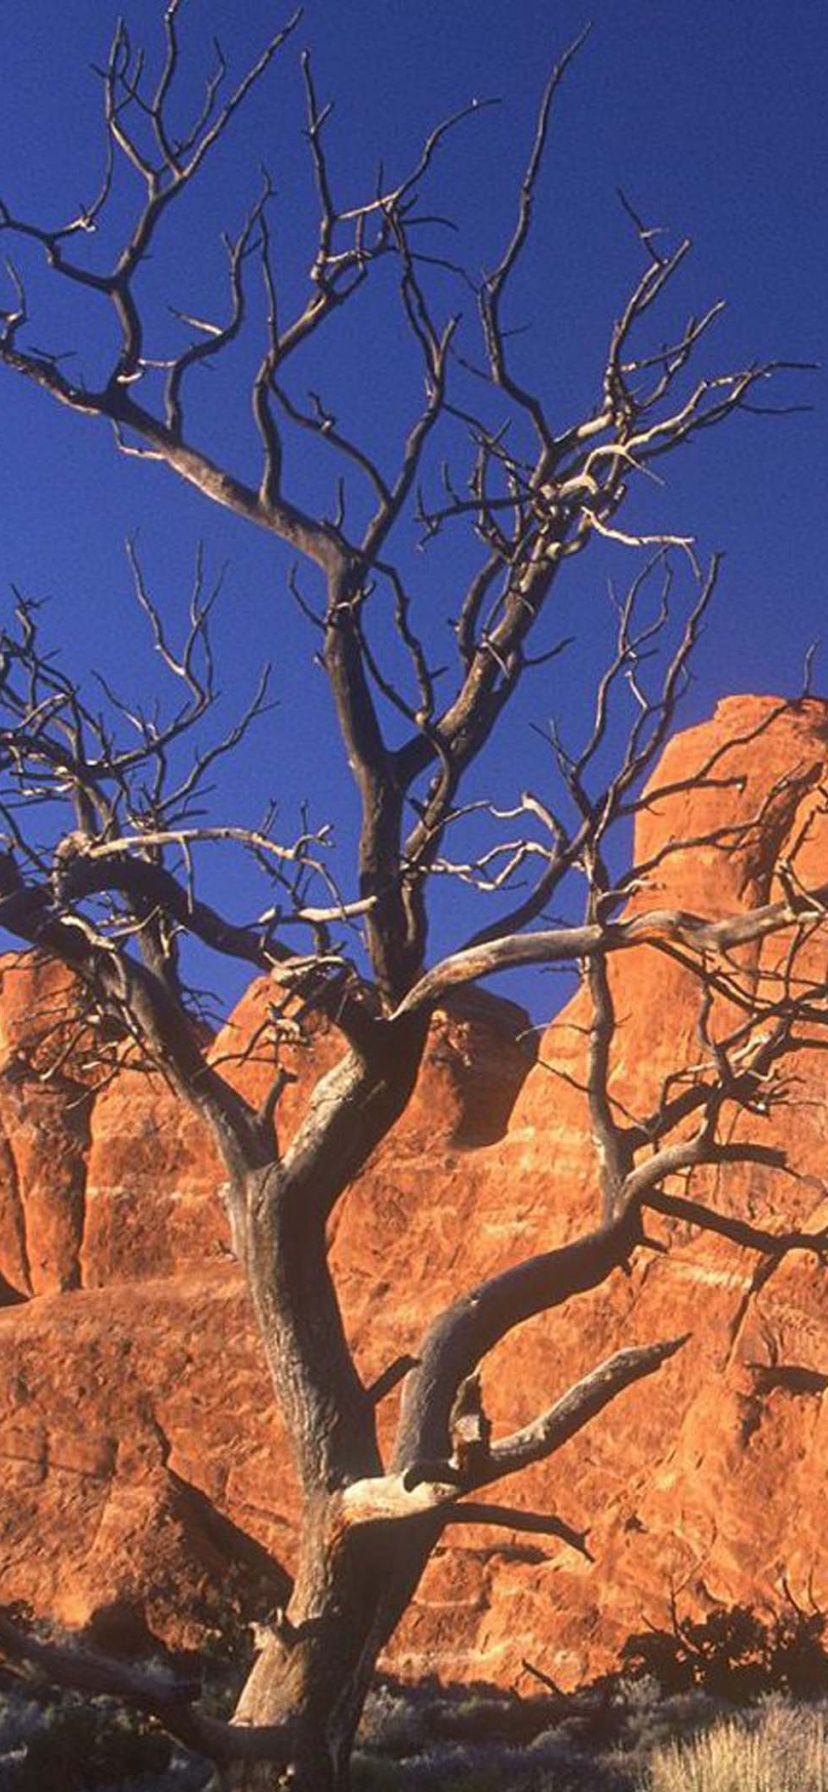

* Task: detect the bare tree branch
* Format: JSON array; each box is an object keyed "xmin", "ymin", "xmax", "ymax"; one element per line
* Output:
[
  {"xmin": 440, "ymin": 1502, "xmax": 593, "ymax": 1558},
  {"xmin": 0, "ymin": 1608, "xmax": 294, "ymax": 1766},
  {"xmin": 481, "ymin": 1337, "xmax": 688, "ymax": 1485},
  {"xmin": 0, "ymin": 15, "xmax": 820, "ymax": 1782}
]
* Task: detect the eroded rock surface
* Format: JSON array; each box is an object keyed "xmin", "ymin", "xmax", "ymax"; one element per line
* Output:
[{"xmin": 2, "ymin": 694, "xmax": 828, "ymax": 1689}]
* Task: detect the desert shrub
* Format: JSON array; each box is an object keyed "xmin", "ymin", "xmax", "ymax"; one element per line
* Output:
[
  {"xmin": 357, "ymin": 1674, "xmax": 678, "ymax": 1791},
  {"xmin": 621, "ymin": 1601, "xmax": 828, "ymax": 1700},
  {"xmin": 604, "ymin": 1683, "xmax": 738, "ymax": 1786},
  {"xmin": 639, "ymin": 1699, "xmax": 828, "ymax": 1792},
  {"xmin": 0, "ymin": 1694, "xmax": 171, "ymax": 1791},
  {"xmin": 359, "ymin": 1680, "xmax": 437, "ymax": 1757},
  {"xmin": 354, "ymin": 1727, "xmax": 631, "ymax": 1792},
  {"xmin": 353, "ymin": 1761, "xmax": 404, "ymax": 1792}
]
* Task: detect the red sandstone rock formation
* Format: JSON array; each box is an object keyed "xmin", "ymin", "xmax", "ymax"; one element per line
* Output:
[{"xmin": 2, "ymin": 693, "xmax": 828, "ymax": 1690}]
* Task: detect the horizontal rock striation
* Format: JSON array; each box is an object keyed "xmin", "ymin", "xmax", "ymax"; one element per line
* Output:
[{"xmin": 2, "ymin": 693, "xmax": 828, "ymax": 1690}]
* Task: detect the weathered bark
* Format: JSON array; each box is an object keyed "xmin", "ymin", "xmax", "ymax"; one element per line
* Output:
[
  {"xmin": 230, "ymin": 1014, "xmax": 429, "ymax": 1489},
  {"xmin": 226, "ymin": 1498, "xmax": 437, "ymax": 1791},
  {"xmin": 224, "ymin": 1202, "xmax": 652, "ymax": 1788},
  {"xmin": 221, "ymin": 1017, "xmax": 435, "ymax": 1788}
]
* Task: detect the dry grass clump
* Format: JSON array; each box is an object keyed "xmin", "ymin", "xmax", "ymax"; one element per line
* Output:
[{"xmin": 641, "ymin": 1699, "xmax": 828, "ymax": 1792}]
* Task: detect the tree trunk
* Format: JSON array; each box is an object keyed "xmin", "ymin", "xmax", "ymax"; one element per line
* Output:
[
  {"xmin": 225, "ymin": 1495, "xmax": 435, "ymax": 1791},
  {"xmin": 221, "ymin": 1021, "xmax": 435, "ymax": 1788}
]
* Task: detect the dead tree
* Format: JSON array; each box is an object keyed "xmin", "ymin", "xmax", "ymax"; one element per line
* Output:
[{"xmin": 0, "ymin": 10, "xmax": 824, "ymax": 1789}]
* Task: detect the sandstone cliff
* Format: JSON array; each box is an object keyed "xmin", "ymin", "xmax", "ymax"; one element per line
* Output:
[{"xmin": 2, "ymin": 694, "xmax": 828, "ymax": 1690}]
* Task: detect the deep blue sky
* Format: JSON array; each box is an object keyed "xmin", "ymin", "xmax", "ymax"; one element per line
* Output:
[{"xmin": 0, "ymin": 3, "xmax": 826, "ymax": 1015}]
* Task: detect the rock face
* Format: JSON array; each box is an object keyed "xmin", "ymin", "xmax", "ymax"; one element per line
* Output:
[{"xmin": 2, "ymin": 693, "xmax": 828, "ymax": 1691}]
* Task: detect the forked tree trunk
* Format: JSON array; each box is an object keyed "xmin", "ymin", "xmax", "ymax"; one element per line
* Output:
[
  {"xmin": 223, "ymin": 1022, "xmax": 435, "ymax": 1791},
  {"xmin": 225, "ymin": 1497, "xmax": 435, "ymax": 1791},
  {"xmin": 219, "ymin": 1083, "xmax": 649, "ymax": 1787}
]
